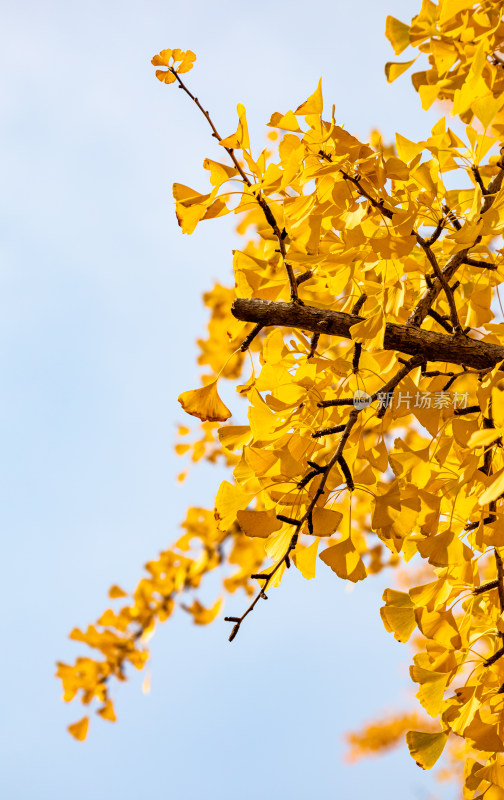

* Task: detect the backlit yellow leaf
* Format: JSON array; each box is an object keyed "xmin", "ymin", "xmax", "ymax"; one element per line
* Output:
[
  {"xmin": 218, "ymin": 425, "xmax": 252, "ymax": 451},
  {"xmin": 108, "ymin": 585, "xmax": 127, "ymax": 599},
  {"xmin": 267, "ymin": 111, "xmax": 303, "ymax": 132},
  {"xmin": 385, "ymin": 16, "xmax": 411, "ymax": 56},
  {"xmin": 479, "ymin": 468, "xmax": 504, "ymax": 507},
  {"xmin": 293, "ymin": 539, "xmax": 319, "ymax": 580},
  {"xmin": 406, "ymin": 730, "xmax": 449, "ymax": 769},
  {"xmin": 303, "ymin": 507, "xmax": 343, "ymax": 536},
  {"xmin": 294, "ymin": 78, "xmax": 323, "ymax": 116},
  {"xmin": 219, "ymin": 103, "xmax": 250, "ymax": 150},
  {"xmin": 380, "ymin": 589, "xmax": 416, "ymax": 643},
  {"xmin": 68, "ymin": 716, "xmax": 89, "ymax": 742},
  {"xmin": 178, "ymin": 380, "xmax": 231, "ymax": 423},
  {"xmin": 385, "ymin": 59, "xmax": 417, "ymax": 84},
  {"xmin": 439, "ymin": 0, "xmax": 476, "ymax": 24},
  {"xmin": 97, "ymin": 700, "xmax": 116, "ymax": 722},
  {"xmin": 214, "ymin": 481, "xmax": 253, "ymax": 530},
  {"xmin": 183, "ymin": 598, "xmax": 223, "ymax": 625},
  {"xmin": 410, "ymin": 665, "xmax": 449, "ymax": 717},
  {"xmin": 237, "ymin": 509, "xmax": 282, "ymax": 538},
  {"xmin": 467, "ymin": 429, "xmax": 504, "ymax": 449},
  {"xmin": 319, "ymin": 536, "xmax": 367, "ymax": 582}
]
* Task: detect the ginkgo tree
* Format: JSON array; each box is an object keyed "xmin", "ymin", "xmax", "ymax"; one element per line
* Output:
[{"xmin": 58, "ymin": 1, "xmax": 504, "ymax": 794}]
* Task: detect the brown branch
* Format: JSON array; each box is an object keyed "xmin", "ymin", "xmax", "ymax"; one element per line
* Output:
[
  {"xmin": 352, "ymin": 293, "xmax": 368, "ymax": 315},
  {"xmin": 424, "ymin": 217, "xmax": 446, "ymax": 246},
  {"xmin": 340, "ymin": 171, "xmax": 394, "ymax": 219},
  {"xmin": 415, "ymin": 232, "xmax": 462, "ymax": 333},
  {"xmin": 474, "ymin": 579, "xmax": 500, "ymax": 595},
  {"xmin": 296, "ymin": 270, "xmax": 312, "ymax": 285},
  {"xmin": 484, "ymin": 645, "xmax": 504, "ymax": 667},
  {"xmin": 224, "ymin": 531, "xmax": 299, "ymax": 641},
  {"xmin": 442, "ymin": 205, "xmax": 462, "ymax": 231},
  {"xmin": 232, "ymin": 297, "xmax": 504, "ymax": 370},
  {"xmin": 225, "ymin": 409, "xmax": 360, "ymax": 640},
  {"xmin": 496, "ymin": 549, "xmax": 504, "ymax": 612},
  {"xmin": 465, "ymin": 515, "xmax": 496, "ymax": 531},
  {"xmin": 462, "ymin": 257, "xmax": 497, "ymax": 270},
  {"xmin": 338, "ymin": 455, "xmax": 354, "ymax": 491},
  {"xmin": 308, "ymin": 332, "xmax": 320, "ymax": 359},
  {"xmin": 370, "ymin": 354, "xmax": 424, "ymax": 400},
  {"xmin": 428, "ymin": 309, "xmax": 454, "ymax": 333},
  {"xmin": 352, "ymin": 342, "xmax": 362, "ymax": 373},
  {"xmin": 454, "ymin": 405, "xmax": 481, "ymax": 416},
  {"xmin": 472, "ymin": 165, "xmax": 489, "ymax": 196},
  {"xmin": 312, "ymin": 424, "xmax": 347, "ymax": 438},
  {"xmin": 239, "ymin": 323, "xmax": 263, "ymax": 352}
]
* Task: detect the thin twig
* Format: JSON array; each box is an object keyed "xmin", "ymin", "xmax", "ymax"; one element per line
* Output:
[
  {"xmin": 340, "ymin": 170, "xmax": 394, "ymax": 219},
  {"xmin": 308, "ymin": 332, "xmax": 320, "ymax": 359},
  {"xmin": 462, "ymin": 257, "xmax": 497, "ymax": 270},
  {"xmin": 425, "ymin": 217, "xmax": 446, "ymax": 246},
  {"xmin": 415, "ymin": 232, "xmax": 462, "ymax": 334},
  {"xmin": 352, "ymin": 293, "xmax": 368, "ymax": 316},
  {"xmin": 472, "ymin": 165, "xmax": 489, "ymax": 196},
  {"xmin": 428, "ymin": 309, "xmax": 454, "ymax": 333},
  {"xmin": 171, "ymin": 68, "xmax": 300, "ymax": 303},
  {"xmin": 495, "ymin": 549, "xmax": 504, "ymax": 612},
  {"xmin": 239, "ymin": 323, "xmax": 263, "ymax": 352}
]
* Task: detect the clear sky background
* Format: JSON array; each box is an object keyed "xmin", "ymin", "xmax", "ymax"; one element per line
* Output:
[{"xmin": 1, "ymin": 1, "xmax": 457, "ymax": 798}]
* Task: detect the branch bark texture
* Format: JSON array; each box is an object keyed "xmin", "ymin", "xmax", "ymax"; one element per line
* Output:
[{"xmin": 232, "ymin": 298, "xmax": 504, "ymax": 370}]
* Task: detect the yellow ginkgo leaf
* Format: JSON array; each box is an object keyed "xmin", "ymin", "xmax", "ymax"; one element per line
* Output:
[
  {"xmin": 176, "ymin": 50, "xmax": 196, "ymax": 73},
  {"xmin": 385, "ymin": 16, "xmax": 411, "ymax": 56},
  {"xmin": 479, "ymin": 468, "xmax": 504, "ymax": 507},
  {"xmin": 108, "ymin": 585, "xmax": 127, "ymax": 599},
  {"xmin": 319, "ymin": 536, "xmax": 367, "ymax": 583},
  {"xmin": 237, "ymin": 509, "xmax": 282, "ymax": 538},
  {"xmin": 219, "ymin": 103, "xmax": 250, "ymax": 150},
  {"xmin": 265, "ymin": 528, "xmax": 294, "ymax": 562},
  {"xmin": 178, "ymin": 380, "xmax": 231, "ymax": 422},
  {"xmin": 182, "ymin": 598, "xmax": 223, "ymax": 625},
  {"xmin": 202, "ymin": 159, "xmax": 238, "ymax": 188},
  {"xmin": 405, "ymin": 730, "xmax": 449, "ymax": 770},
  {"xmin": 292, "ymin": 539, "xmax": 319, "ymax": 580},
  {"xmin": 385, "ymin": 59, "xmax": 417, "ymax": 84},
  {"xmin": 395, "ymin": 133, "xmax": 425, "ymax": 163},
  {"xmin": 155, "ymin": 70, "xmax": 176, "ymax": 84},
  {"xmin": 214, "ymin": 480, "xmax": 253, "ymax": 530},
  {"xmin": 217, "ymin": 425, "xmax": 252, "ymax": 451},
  {"xmin": 151, "ymin": 49, "xmax": 173, "ymax": 67},
  {"xmin": 267, "ymin": 111, "xmax": 303, "ymax": 132},
  {"xmin": 294, "ymin": 78, "xmax": 323, "ymax": 116},
  {"xmin": 474, "ymin": 756, "xmax": 504, "ymax": 790},
  {"xmin": 303, "ymin": 507, "xmax": 343, "ymax": 536},
  {"xmin": 97, "ymin": 700, "xmax": 117, "ymax": 722},
  {"xmin": 439, "ymin": 0, "xmax": 475, "ymax": 24},
  {"xmin": 410, "ymin": 665, "xmax": 449, "ymax": 717},
  {"xmin": 380, "ymin": 589, "xmax": 417, "ymax": 643},
  {"xmin": 467, "ymin": 428, "xmax": 504, "ymax": 449},
  {"xmin": 68, "ymin": 716, "xmax": 89, "ymax": 742}
]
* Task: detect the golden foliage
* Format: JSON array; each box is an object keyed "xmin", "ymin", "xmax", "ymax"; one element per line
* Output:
[{"xmin": 58, "ymin": 2, "xmax": 504, "ymax": 794}]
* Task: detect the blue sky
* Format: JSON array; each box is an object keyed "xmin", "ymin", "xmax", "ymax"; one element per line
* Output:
[{"xmin": 1, "ymin": 1, "xmax": 456, "ymax": 798}]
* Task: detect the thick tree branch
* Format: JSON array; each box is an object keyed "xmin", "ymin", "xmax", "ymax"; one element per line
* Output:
[{"xmin": 232, "ymin": 298, "xmax": 504, "ymax": 370}]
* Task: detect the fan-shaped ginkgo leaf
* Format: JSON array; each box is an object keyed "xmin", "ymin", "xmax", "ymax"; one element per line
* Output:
[{"xmin": 178, "ymin": 380, "xmax": 231, "ymax": 422}]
